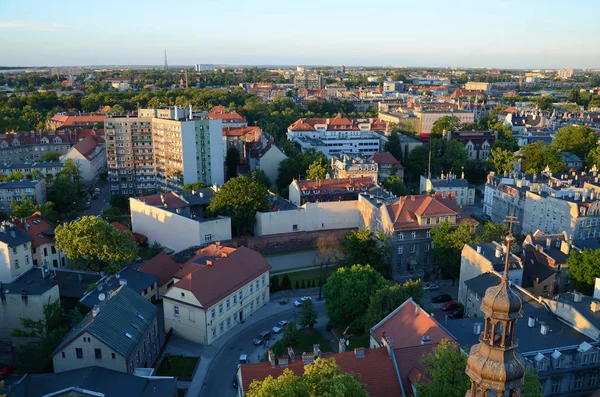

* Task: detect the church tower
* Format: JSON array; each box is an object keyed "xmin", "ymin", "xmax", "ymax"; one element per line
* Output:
[{"xmin": 465, "ymin": 230, "xmax": 526, "ymax": 397}]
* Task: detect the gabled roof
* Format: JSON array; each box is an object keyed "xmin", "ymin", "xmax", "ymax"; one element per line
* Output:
[
  {"xmin": 295, "ymin": 176, "xmax": 375, "ymax": 194},
  {"xmin": 56, "ymin": 286, "xmax": 158, "ymax": 358},
  {"xmin": 208, "ymin": 106, "xmax": 247, "ymax": 124},
  {"xmin": 239, "ymin": 348, "xmax": 402, "ymax": 396},
  {"xmin": 367, "ymin": 152, "xmax": 404, "ymax": 168},
  {"xmin": 139, "ymin": 252, "xmax": 181, "ymax": 287},
  {"xmin": 172, "ymin": 245, "xmax": 270, "ymax": 308},
  {"xmin": 14, "ymin": 211, "xmax": 55, "ymax": 248},
  {"xmin": 0, "ymin": 224, "xmax": 33, "ymax": 247},
  {"xmin": 71, "ymin": 136, "xmax": 101, "ymax": 160},
  {"xmin": 80, "ymin": 267, "xmax": 158, "ymax": 308}
]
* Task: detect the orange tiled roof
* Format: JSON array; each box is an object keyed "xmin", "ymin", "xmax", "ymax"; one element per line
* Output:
[
  {"xmin": 296, "ymin": 176, "xmax": 375, "ymax": 193},
  {"xmin": 139, "ymin": 192, "xmax": 187, "ymax": 209},
  {"xmin": 288, "ymin": 116, "xmax": 386, "ymax": 132},
  {"xmin": 222, "ymin": 126, "xmax": 261, "ymax": 140},
  {"xmin": 72, "ymin": 136, "xmax": 100, "ymax": 160},
  {"xmin": 239, "ymin": 348, "xmax": 402, "ymax": 396},
  {"xmin": 49, "ymin": 114, "xmax": 105, "ymax": 128},
  {"xmin": 208, "ymin": 106, "xmax": 247, "ymax": 124},
  {"xmin": 14, "ymin": 211, "xmax": 55, "ymax": 248},
  {"xmin": 396, "ymin": 345, "xmax": 434, "ymax": 396},
  {"xmin": 368, "ymin": 152, "xmax": 403, "ymax": 168},
  {"xmin": 139, "ymin": 252, "xmax": 181, "ymax": 287}
]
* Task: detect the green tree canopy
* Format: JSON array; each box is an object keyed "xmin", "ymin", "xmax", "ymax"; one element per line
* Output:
[
  {"xmin": 415, "ymin": 339, "xmax": 470, "ymax": 397},
  {"xmin": 249, "ymin": 169, "xmax": 272, "ymax": 189},
  {"xmin": 41, "ymin": 151, "xmax": 61, "ymax": 162},
  {"xmin": 55, "ymin": 216, "xmax": 138, "ymax": 272},
  {"xmin": 488, "ymin": 147, "xmax": 515, "ymax": 175},
  {"xmin": 406, "ymin": 139, "xmax": 469, "ymax": 182},
  {"xmin": 521, "ymin": 368, "xmax": 544, "ymax": 397},
  {"xmin": 552, "ymin": 125, "xmax": 597, "ymax": 160},
  {"xmin": 366, "ymin": 279, "xmax": 424, "ymax": 326},
  {"xmin": 225, "ymin": 147, "xmax": 241, "ymax": 180},
  {"xmin": 431, "ymin": 221, "xmax": 476, "ymax": 281},
  {"xmin": 306, "ymin": 158, "xmax": 329, "ymax": 180},
  {"xmin": 383, "ymin": 130, "xmax": 403, "ymax": 161},
  {"xmin": 567, "ymin": 249, "xmax": 600, "ymax": 286},
  {"xmin": 342, "ymin": 229, "xmax": 390, "ymax": 277},
  {"xmin": 9, "ymin": 198, "xmax": 59, "ymax": 223},
  {"xmin": 183, "ymin": 181, "xmax": 209, "ymax": 190},
  {"xmin": 430, "ymin": 116, "xmax": 461, "ymax": 139},
  {"xmin": 300, "ymin": 298, "xmax": 318, "ymax": 329},
  {"xmin": 208, "ymin": 175, "xmax": 268, "ymax": 236},
  {"xmin": 282, "ymin": 320, "xmax": 299, "ymax": 348},
  {"xmin": 382, "ymin": 175, "xmax": 409, "ymax": 196},
  {"xmin": 520, "ymin": 142, "xmax": 564, "ymax": 173},
  {"xmin": 323, "ymin": 264, "xmax": 389, "ymax": 332},
  {"xmin": 476, "ymin": 221, "xmax": 509, "ymax": 244},
  {"xmin": 586, "ymin": 147, "xmax": 600, "ymax": 169}
]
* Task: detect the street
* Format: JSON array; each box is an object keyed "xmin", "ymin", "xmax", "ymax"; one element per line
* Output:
[
  {"xmin": 199, "ymin": 298, "xmax": 327, "ymax": 397},
  {"xmin": 82, "ymin": 181, "xmax": 111, "ymax": 217}
]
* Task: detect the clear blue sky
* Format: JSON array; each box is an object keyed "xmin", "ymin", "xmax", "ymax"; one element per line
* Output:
[{"xmin": 1, "ymin": 0, "xmax": 599, "ymax": 69}]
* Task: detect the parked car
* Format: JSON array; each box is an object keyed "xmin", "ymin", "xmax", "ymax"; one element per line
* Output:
[
  {"xmin": 423, "ymin": 283, "xmax": 440, "ymax": 291},
  {"xmin": 84, "ymin": 201, "xmax": 91, "ymax": 209},
  {"xmin": 431, "ymin": 294, "xmax": 452, "ymax": 303},
  {"xmin": 294, "ymin": 300, "xmax": 303, "ymax": 307},
  {"xmin": 238, "ymin": 354, "xmax": 248, "ymax": 365},
  {"xmin": 441, "ymin": 301, "xmax": 459, "ymax": 311},
  {"xmin": 300, "ymin": 296, "xmax": 312, "ymax": 302},
  {"xmin": 0, "ymin": 365, "xmax": 16, "ymax": 381},
  {"xmin": 253, "ymin": 331, "xmax": 271, "ymax": 345},
  {"xmin": 272, "ymin": 320, "xmax": 289, "ymax": 334},
  {"xmin": 449, "ymin": 308, "xmax": 464, "ymax": 319}
]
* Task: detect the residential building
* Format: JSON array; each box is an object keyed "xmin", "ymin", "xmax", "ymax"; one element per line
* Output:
[
  {"xmin": 288, "ymin": 176, "xmax": 376, "ymax": 206},
  {"xmin": 10, "ymin": 366, "xmax": 177, "ymax": 397},
  {"xmin": 382, "ymin": 80, "xmax": 404, "ymax": 93},
  {"xmin": 360, "ymin": 193, "xmax": 478, "ymax": 281},
  {"xmin": 419, "ymin": 174, "xmax": 475, "ymax": 206},
  {"xmin": 451, "ymin": 89, "xmax": 487, "ymax": 99},
  {"xmin": 162, "ymin": 244, "xmax": 271, "ymax": 345},
  {"xmin": 330, "ymin": 152, "xmax": 378, "ymax": 182},
  {"xmin": 294, "ymin": 71, "xmax": 324, "ymax": 90},
  {"xmin": 105, "ymin": 114, "xmax": 155, "ymax": 196},
  {"xmin": 139, "ymin": 252, "xmax": 181, "ymax": 296},
  {"xmin": 483, "ymin": 172, "xmax": 528, "ymax": 232},
  {"xmin": 0, "ymin": 179, "xmax": 46, "ymax": 214},
  {"xmin": 246, "ymin": 134, "xmax": 288, "ymax": 186},
  {"xmin": 464, "ymin": 81, "xmax": 491, "ymax": 93},
  {"xmin": 222, "ymin": 126, "xmax": 261, "ymax": 161},
  {"xmin": 367, "ymin": 151, "xmax": 404, "ymax": 180},
  {"xmin": 561, "ymin": 151, "xmax": 584, "ymax": 170},
  {"xmin": 0, "ymin": 220, "xmax": 34, "ymax": 283},
  {"xmin": 237, "ymin": 346, "xmax": 402, "ymax": 397},
  {"xmin": 208, "ymin": 105, "xmax": 248, "ymax": 128},
  {"xmin": 144, "ymin": 106, "xmax": 224, "ymax": 190},
  {"xmin": 413, "ymin": 106, "xmax": 475, "ymax": 136},
  {"xmin": 0, "ymin": 161, "xmax": 63, "ymax": 180},
  {"xmin": 0, "ymin": 130, "xmax": 83, "ymax": 163},
  {"xmin": 130, "ymin": 191, "xmax": 231, "ymax": 253},
  {"xmin": 0, "ymin": 266, "xmax": 60, "ymax": 338},
  {"xmin": 287, "ymin": 114, "xmax": 386, "ymax": 157},
  {"xmin": 14, "ymin": 212, "xmax": 65, "ymax": 268},
  {"xmin": 558, "ymin": 68, "xmax": 575, "ymax": 79},
  {"xmin": 61, "ymin": 135, "xmax": 107, "ymax": 182},
  {"xmin": 369, "ymin": 298, "xmax": 457, "ymax": 396},
  {"xmin": 377, "ymin": 110, "xmax": 422, "ymax": 134},
  {"xmin": 53, "ymin": 285, "xmax": 160, "ymax": 374},
  {"xmin": 80, "ymin": 267, "xmax": 159, "ymax": 308},
  {"xmin": 47, "ymin": 113, "xmax": 105, "ymax": 131},
  {"xmin": 444, "ymin": 130, "xmax": 497, "ymax": 164}
]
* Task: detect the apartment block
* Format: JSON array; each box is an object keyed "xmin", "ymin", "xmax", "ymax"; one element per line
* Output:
[{"xmin": 0, "ymin": 179, "xmax": 46, "ymax": 214}]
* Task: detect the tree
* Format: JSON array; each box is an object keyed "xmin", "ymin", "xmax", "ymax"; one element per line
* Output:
[
  {"xmin": 316, "ymin": 234, "xmax": 341, "ymax": 299},
  {"xmin": 282, "ymin": 320, "xmax": 299, "ymax": 348},
  {"xmin": 476, "ymin": 221, "xmax": 509, "ymax": 244},
  {"xmin": 41, "ymin": 151, "xmax": 60, "ymax": 162},
  {"xmin": 384, "ymin": 130, "xmax": 403, "ymax": 161},
  {"xmin": 586, "ymin": 147, "xmax": 600, "ymax": 169},
  {"xmin": 323, "ymin": 264, "xmax": 389, "ymax": 332},
  {"xmin": 30, "ymin": 168, "xmax": 43, "ymax": 180},
  {"xmin": 488, "ymin": 147, "xmax": 515, "ymax": 174},
  {"xmin": 183, "ymin": 181, "xmax": 209, "ymax": 190},
  {"xmin": 342, "ymin": 229, "xmax": 390, "ymax": 277},
  {"xmin": 249, "ymin": 169, "xmax": 271, "ymax": 189},
  {"xmin": 431, "ymin": 221, "xmax": 476, "ymax": 282},
  {"xmin": 520, "ymin": 142, "xmax": 564, "ymax": 173},
  {"xmin": 225, "ymin": 147, "xmax": 241, "ymax": 180},
  {"xmin": 247, "ymin": 358, "xmax": 368, "ymax": 397},
  {"xmin": 110, "ymin": 193, "xmax": 129, "ymax": 212},
  {"xmin": 208, "ymin": 175, "xmax": 268, "ymax": 236},
  {"xmin": 521, "ymin": 368, "xmax": 544, "ymax": 397},
  {"xmin": 306, "ymin": 158, "xmax": 329, "ymax": 180},
  {"xmin": 9, "ymin": 198, "xmax": 58, "ymax": 223},
  {"xmin": 12, "ymin": 299, "xmax": 67, "ymax": 373},
  {"xmin": 55, "ymin": 216, "xmax": 138, "ymax": 272},
  {"xmin": 430, "ymin": 116, "xmax": 461, "ymax": 138},
  {"xmin": 567, "ymin": 249, "xmax": 600, "ymax": 287},
  {"xmin": 382, "ymin": 175, "xmax": 409, "ymax": 196},
  {"xmin": 366, "ymin": 279, "xmax": 424, "ymax": 326},
  {"xmin": 300, "ymin": 298, "xmax": 318, "ymax": 329},
  {"xmin": 415, "ymin": 339, "xmax": 470, "ymax": 397},
  {"xmin": 552, "ymin": 125, "xmax": 597, "ymax": 160}
]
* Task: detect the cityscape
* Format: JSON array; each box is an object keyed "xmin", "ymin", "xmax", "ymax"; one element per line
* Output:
[{"xmin": 2, "ymin": 2, "xmax": 600, "ymax": 397}]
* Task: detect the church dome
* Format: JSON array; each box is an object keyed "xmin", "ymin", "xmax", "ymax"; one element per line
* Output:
[{"xmin": 481, "ymin": 280, "xmax": 522, "ymax": 321}]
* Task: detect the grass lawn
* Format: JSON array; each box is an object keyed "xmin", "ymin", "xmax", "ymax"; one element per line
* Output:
[
  {"xmin": 156, "ymin": 356, "xmax": 198, "ymax": 379},
  {"xmin": 262, "ymin": 328, "xmax": 334, "ymax": 361},
  {"xmin": 273, "ymin": 265, "xmax": 340, "ymax": 291},
  {"xmin": 333, "ymin": 328, "xmax": 371, "ymax": 350}
]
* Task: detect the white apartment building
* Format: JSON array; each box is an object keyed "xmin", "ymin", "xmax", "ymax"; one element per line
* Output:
[
  {"xmin": 0, "ymin": 221, "xmax": 34, "ymax": 283},
  {"xmin": 419, "ymin": 174, "xmax": 475, "ymax": 206},
  {"xmin": 0, "ymin": 179, "xmax": 46, "ymax": 214}
]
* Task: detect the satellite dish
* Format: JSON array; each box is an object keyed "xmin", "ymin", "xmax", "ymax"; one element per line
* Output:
[
  {"xmin": 98, "ymin": 293, "xmax": 106, "ymax": 302},
  {"xmin": 345, "ymin": 340, "xmax": 350, "ymax": 346}
]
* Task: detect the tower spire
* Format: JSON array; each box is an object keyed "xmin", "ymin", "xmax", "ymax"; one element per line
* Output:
[{"xmin": 164, "ymin": 49, "xmax": 168, "ymax": 71}]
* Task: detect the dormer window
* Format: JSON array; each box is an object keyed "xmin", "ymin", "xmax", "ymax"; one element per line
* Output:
[
  {"xmin": 12, "ymin": 140, "xmax": 20, "ymax": 146},
  {"xmin": 53, "ymin": 137, "xmax": 62, "ymax": 144},
  {"xmin": 41, "ymin": 137, "xmax": 49, "ymax": 144}
]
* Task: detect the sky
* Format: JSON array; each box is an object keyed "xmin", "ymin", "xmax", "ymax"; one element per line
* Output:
[{"xmin": 1, "ymin": 0, "xmax": 599, "ymax": 69}]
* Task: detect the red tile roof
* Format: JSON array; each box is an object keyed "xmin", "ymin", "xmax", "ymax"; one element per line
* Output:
[
  {"xmin": 295, "ymin": 176, "xmax": 375, "ymax": 193},
  {"xmin": 239, "ymin": 348, "xmax": 402, "ymax": 396},
  {"xmin": 173, "ymin": 245, "xmax": 271, "ymax": 308},
  {"xmin": 14, "ymin": 211, "xmax": 55, "ymax": 248},
  {"xmin": 222, "ymin": 126, "xmax": 261, "ymax": 140},
  {"xmin": 385, "ymin": 194, "xmax": 477, "ymax": 231},
  {"xmin": 395, "ymin": 345, "xmax": 434, "ymax": 396},
  {"xmin": 288, "ymin": 116, "xmax": 386, "ymax": 132},
  {"xmin": 49, "ymin": 114, "xmax": 105, "ymax": 128},
  {"xmin": 71, "ymin": 136, "xmax": 101, "ymax": 160},
  {"xmin": 208, "ymin": 106, "xmax": 247, "ymax": 124},
  {"xmin": 139, "ymin": 252, "xmax": 181, "ymax": 287},
  {"xmin": 139, "ymin": 192, "xmax": 188, "ymax": 209},
  {"xmin": 367, "ymin": 152, "xmax": 404, "ymax": 168},
  {"xmin": 110, "ymin": 222, "xmax": 147, "ymax": 244}
]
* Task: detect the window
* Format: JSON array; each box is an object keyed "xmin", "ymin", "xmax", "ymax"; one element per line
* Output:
[
  {"xmin": 95, "ymin": 348, "xmax": 102, "ymax": 359},
  {"xmin": 180, "ymin": 292, "xmax": 185, "ymax": 298},
  {"xmin": 204, "ymin": 234, "xmax": 212, "ymax": 242},
  {"xmin": 590, "ymin": 373, "xmax": 598, "ymax": 387},
  {"xmin": 112, "ymin": 353, "xmax": 116, "ymax": 359},
  {"xmin": 410, "ymin": 231, "xmax": 416, "ymax": 239},
  {"xmin": 226, "ymin": 317, "xmax": 231, "ymax": 328},
  {"xmin": 239, "ymin": 292, "xmax": 243, "ymax": 302},
  {"xmin": 250, "ymin": 284, "xmax": 254, "ymax": 294},
  {"xmin": 61, "ymin": 351, "xmax": 65, "ymax": 358},
  {"xmin": 262, "ymin": 276, "xmax": 265, "ymax": 287},
  {"xmin": 425, "ymin": 243, "xmax": 431, "ymax": 252},
  {"xmin": 76, "ymin": 348, "xmax": 83, "ymax": 359},
  {"xmin": 250, "ymin": 301, "xmax": 254, "ymax": 310},
  {"xmin": 410, "ymin": 245, "xmax": 416, "ymax": 254},
  {"xmin": 426, "ymin": 230, "xmax": 431, "ymax": 238},
  {"xmin": 212, "ymin": 328, "xmax": 216, "ymax": 338},
  {"xmin": 219, "ymin": 322, "xmax": 224, "ymax": 333},
  {"xmin": 25, "ymin": 255, "xmax": 29, "ymax": 264},
  {"xmin": 226, "ymin": 299, "xmax": 230, "ymax": 311},
  {"xmin": 173, "ymin": 306, "xmax": 180, "ymax": 317},
  {"xmin": 397, "ymin": 246, "xmax": 403, "ymax": 255},
  {"xmin": 189, "ymin": 310, "xmax": 195, "ymax": 322},
  {"xmin": 575, "ymin": 375, "xmax": 583, "ymax": 390},
  {"xmin": 219, "ymin": 304, "xmax": 223, "ymax": 314},
  {"xmin": 398, "ymin": 232, "xmax": 404, "ymax": 240},
  {"xmin": 256, "ymin": 280, "xmax": 259, "ymax": 290},
  {"xmin": 293, "ymin": 224, "xmax": 298, "ymax": 231},
  {"xmin": 211, "ymin": 308, "xmax": 215, "ymax": 319},
  {"xmin": 233, "ymin": 295, "xmax": 237, "ymax": 305},
  {"xmin": 262, "ymin": 291, "xmax": 266, "ymax": 303},
  {"xmin": 14, "ymin": 259, "xmax": 19, "ymax": 269},
  {"xmin": 12, "ymin": 247, "xmax": 16, "ymax": 255}
]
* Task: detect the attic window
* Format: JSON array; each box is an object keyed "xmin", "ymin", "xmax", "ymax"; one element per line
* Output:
[
  {"xmin": 137, "ymin": 314, "xmax": 145, "ymax": 320},
  {"xmin": 125, "ymin": 333, "xmax": 133, "ymax": 339}
]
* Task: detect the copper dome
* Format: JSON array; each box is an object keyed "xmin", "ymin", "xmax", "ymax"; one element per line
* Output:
[
  {"xmin": 480, "ymin": 281, "xmax": 522, "ymax": 321},
  {"xmin": 466, "ymin": 342, "xmax": 526, "ymax": 393}
]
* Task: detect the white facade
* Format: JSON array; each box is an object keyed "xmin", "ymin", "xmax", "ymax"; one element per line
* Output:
[
  {"xmin": 61, "ymin": 144, "xmax": 107, "ymax": 182},
  {"xmin": 0, "ymin": 228, "xmax": 33, "ymax": 283},
  {"xmin": 130, "ymin": 198, "xmax": 232, "ymax": 252},
  {"xmin": 254, "ymin": 201, "xmax": 360, "ymax": 236},
  {"xmin": 419, "ymin": 176, "xmax": 475, "ymax": 206}
]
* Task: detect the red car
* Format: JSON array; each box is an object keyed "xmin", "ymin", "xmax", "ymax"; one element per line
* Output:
[
  {"xmin": 0, "ymin": 365, "xmax": 16, "ymax": 381},
  {"xmin": 441, "ymin": 301, "xmax": 459, "ymax": 311}
]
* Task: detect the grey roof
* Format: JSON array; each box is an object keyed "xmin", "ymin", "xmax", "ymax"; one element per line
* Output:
[
  {"xmin": 2, "ymin": 267, "xmax": 57, "ymax": 296},
  {"xmin": 463, "ymin": 272, "xmax": 501, "ymax": 297},
  {"xmin": 444, "ymin": 289, "xmax": 592, "ymax": 354},
  {"xmin": 0, "ymin": 161, "xmax": 63, "ymax": 170},
  {"xmin": 467, "ymin": 243, "xmax": 522, "ymax": 272},
  {"xmin": 10, "ymin": 366, "xmax": 176, "ymax": 397},
  {"xmin": 54, "ymin": 269, "xmax": 103, "ymax": 299},
  {"xmin": 560, "ymin": 151, "xmax": 583, "ymax": 163},
  {"xmin": 56, "ymin": 286, "xmax": 158, "ymax": 358},
  {"xmin": 178, "ymin": 188, "xmax": 214, "ymax": 206},
  {"xmin": 0, "ymin": 179, "xmax": 42, "ymax": 189},
  {"xmin": 0, "ymin": 228, "xmax": 33, "ymax": 247},
  {"xmin": 80, "ymin": 267, "xmax": 158, "ymax": 308},
  {"xmin": 573, "ymin": 239, "xmax": 600, "ymax": 250},
  {"xmin": 430, "ymin": 177, "xmax": 473, "ymax": 189},
  {"xmin": 553, "ymin": 293, "xmax": 600, "ymax": 331}
]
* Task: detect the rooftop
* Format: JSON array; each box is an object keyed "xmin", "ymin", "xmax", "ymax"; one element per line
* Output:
[
  {"xmin": 288, "ymin": 114, "xmax": 386, "ymax": 132},
  {"xmin": 0, "ymin": 222, "xmax": 34, "ymax": 247},
  {"xmin": 428, "ymin": 177, "xmax": 473, "ymax": 189},
  {"xmin": 80, "ymin": 267, "xmax": 158, "ymax": 308},
  {"xmin": 139, "ymin": 252, "xmax": 181, "ymax": 287},
  {"xmin": 14, "ymin": 212, "xmax": 55, "ymax": 249},
  {"xmin": 1, "ymin": 267, "xmax": 57, "ymax": 296},
  {"xmin": 0, "ymin": 161, "xmax": 63, "ymax": 170},
  {"xmin": 466, "ymin": 243, "xmax": 522, "ymax": 272},
  {"xmin": 0, "ymin": 179, "xmax": 43, "ymax": 189},
  {"xmin": 53, "ymin": 268, "xmax": 103, "ymax": 299},
  {"xmin": 294, "ymin": 176, "xmax": 376, "ymax": 195},
  {"xmin": 367, "ymin": 151, "xmax": 403, "ymax": 168}
]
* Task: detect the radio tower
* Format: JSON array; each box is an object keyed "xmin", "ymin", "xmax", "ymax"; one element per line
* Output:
[{"xmin": 164, "ymin": 49, "xmax": 168, "ymax": 71}]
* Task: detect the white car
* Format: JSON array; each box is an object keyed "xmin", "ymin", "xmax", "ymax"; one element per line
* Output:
[
  {"xmin": 300, "ymin": 296, "xmax": 312, "ymax": 302},
  {"xmin": 294, "ymin": 300, "xmax": 302, "ymax": 307},
  {"xmin": 423, "ymin": 283, "xmax": 440, "ymax": 291},
  {"xmin": 272, "ymin": 320, "xmax": 289, "ymax": 333}
]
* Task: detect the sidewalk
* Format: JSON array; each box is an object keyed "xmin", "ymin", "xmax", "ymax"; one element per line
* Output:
[{"xmin": 165, "ymin": 288, "xmax": 322, "ymax": 396}]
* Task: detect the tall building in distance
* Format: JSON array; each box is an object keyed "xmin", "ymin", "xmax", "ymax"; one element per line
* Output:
[
  {"xmin": 164, "ymin": 49, "xmax": 168, "ymax": 71},
  {"xmin": 293, "ymin": 66, "xmax": 324, "ymax": 90}
]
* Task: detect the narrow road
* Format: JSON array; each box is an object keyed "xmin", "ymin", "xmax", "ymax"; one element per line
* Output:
[{"xmin": 83, "ymin": 182, "xmax": 110, "ymax": 217}]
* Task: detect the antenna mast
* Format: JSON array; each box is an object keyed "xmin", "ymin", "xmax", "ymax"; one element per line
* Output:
[{"xmin": 164, "ymin": 50, "xmax": 168, "ymax": 71}]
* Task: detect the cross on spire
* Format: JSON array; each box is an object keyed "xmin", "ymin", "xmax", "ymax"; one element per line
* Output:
[{"xmin": 502, "ymin": 215, "xmax": 520, "ymax": 279}]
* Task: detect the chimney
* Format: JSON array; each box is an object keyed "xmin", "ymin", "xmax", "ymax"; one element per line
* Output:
[
  {"xmin": 546, "ymin": 238, "xmax": 552, "ymax": 249},
  {"xmin": 206, "ymin": 260, "xmax": 213, "ymax": 266},
  {"xmin": 268, "ymin": 350, "xmax": 276, "ymax": 368},
  {"xmin": 302, "ymin": 352, "xmax": 315, "ymax": 365},
  {"xmin": 119, "ymin": 279, "xmax": 127, "ymax": 286},
  {"xmin": 495, "ymin": 245, "xmax": 502, "ymax": 258},
  {"xmin": 540, "ymin": 322, "xmax": 549, "ymax": 335},
  {"xmin": 421, "ymin": 335, "xmax": 431, "ymax": 345},
  {"xmin": 476, "ymin": 245, "xmax": 481, "ymax": 254},
  {"xmin": 288, "ymin": 347, "xmax": 295, "ymax": 362},
  {"xmin": 354, "ymin": 347, "xmax": 365, "ymax": 358},
  {"xmin": 313, "ymin": 344, "xmax": 321, "ymax": 358},
  {"xmin": 338, "ymin": 338, "xmax": 346, "ymax": 353},
  {"xmin": 278, "ymin": 356, "xmax": 289, "ymax": 367},
  {"xmin": 382, "ymin": 336, "xmax": 393, "ymax": 358},
  {"xmin": 92, "ymin": 305, "xmax": 100, "ymax": 317},
  {"xmin": 528, "ymin": 316, "xmax": 535, "ymax": 328}
]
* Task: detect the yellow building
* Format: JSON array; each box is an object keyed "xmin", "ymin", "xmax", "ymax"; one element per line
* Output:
[{"xmin": 330, "ymin": 152, "xmax": 378, "ymax": 182}]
